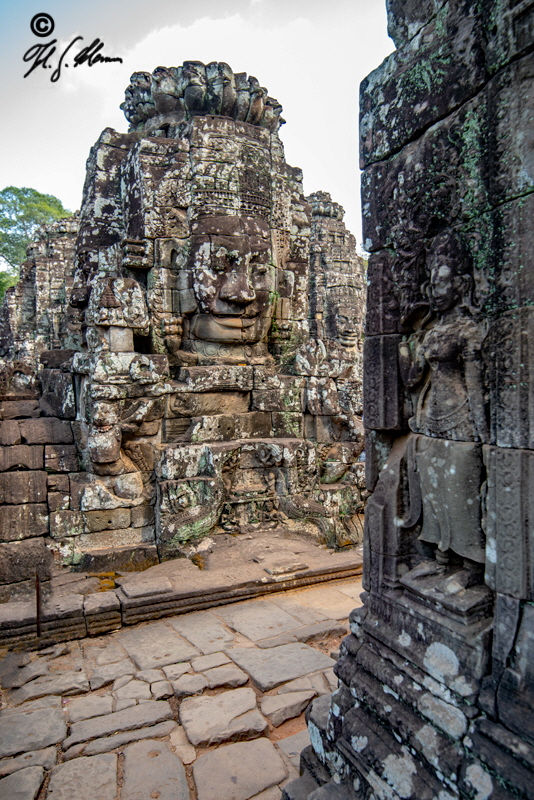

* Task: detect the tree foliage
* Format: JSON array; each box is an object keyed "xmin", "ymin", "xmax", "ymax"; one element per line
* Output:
[
  {"xmin": 0, "ymin": 270, "xmax": 17, "ymax": 300},
  {"xmin": 0, "ymin": 186, "xmax": 71, "ymax": 272}
]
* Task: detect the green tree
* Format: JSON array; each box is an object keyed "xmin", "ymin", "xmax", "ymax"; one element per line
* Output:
[
  {"xmin": 0, "ymin": 186, "xmax": 71, "ymax": 285},
  {"xmin": 0, "ymin": 270, "xmax": 17, "ymax": 299}
]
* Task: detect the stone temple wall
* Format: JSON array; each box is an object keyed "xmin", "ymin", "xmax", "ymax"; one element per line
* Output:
[
  {"xmin": 0, "ymin": 62, "xmax": 366, "ymax": 601},
  {"xmin": 291, "ymin": 1, "xmax": 534, "ymax": 799}
]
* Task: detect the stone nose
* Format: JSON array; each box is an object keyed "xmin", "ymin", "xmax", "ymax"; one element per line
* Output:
[{"xmin": 219, "ymin": 270, "xmax": 256, "ymax": 304}]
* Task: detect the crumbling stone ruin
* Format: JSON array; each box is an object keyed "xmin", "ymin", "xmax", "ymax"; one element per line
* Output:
[
  {"xmin": 0, "ymin": 216, "xmax": 80, "ymax": 364},
  {"xmin": 289, "ymin": 1, "xmax": 534, "ymax": 798},
  {"xmin": 0, "ymin": 63, "xmax": 365, "ymax": 618}
]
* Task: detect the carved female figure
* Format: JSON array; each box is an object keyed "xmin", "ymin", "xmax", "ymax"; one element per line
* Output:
[{"xmin": 399, "ymin": 232, "xmax": 487, "ymax": 570}]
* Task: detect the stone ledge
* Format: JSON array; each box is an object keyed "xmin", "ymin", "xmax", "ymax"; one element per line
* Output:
[{"xmin": 0, "ymin": 548, "xmax": 362, "ymax": 649}]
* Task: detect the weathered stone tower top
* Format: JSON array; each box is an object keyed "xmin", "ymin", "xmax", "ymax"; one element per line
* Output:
[{"xmin": 121, "ymin": 62, "xmax": 284, "ymax": 136}]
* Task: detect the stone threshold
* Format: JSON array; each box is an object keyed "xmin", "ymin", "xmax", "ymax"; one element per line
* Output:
[{"xmin": 0, "ymin": 540, "xmax": 362, "ymax": 649}]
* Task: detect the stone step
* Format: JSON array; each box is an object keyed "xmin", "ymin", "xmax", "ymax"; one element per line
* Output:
[
  {"xmin": 0, "ymin": 554, "xmax": 361, "ymax": 649},
  {"xmin": 281, "ymin": 770, "xmax": 320, "ymax": 800}
]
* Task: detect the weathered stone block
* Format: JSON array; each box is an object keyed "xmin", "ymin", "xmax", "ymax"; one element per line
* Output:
[
  {"xmin": 483, "ymin": 445, "xmax": 534, "ymax": 599},
  {"xmin": 0, "ymin": 538, "xmax": 52, "ymax": 584},
  {"xmin": 488, "ymin": 53, "xmax": 534, "ymax": 205},
  {"xmin": 50, "ymin": 510, "xmax": 86, "ymax": 539},
  {"xmin": 84, "ymin": 590, "xmax": 121, "ymax": 617},
  {"xmin": 363, "ymin": 335, "xmax": 402, "ymax": 430},
  {"xmin": 484, "ymin": 0, "xmax": 534, "ymax": 73},
  {"xmin": 179, "ymin": 687, "xmax": 267, "ymax": 747},
  {"xmin": 252, "ymin": 388, "xmax": 302, "ymax": 413},
  {"xmin": 121, "ymin": 739, "xmax": 189, "ymax": 800},
  {"xmin": 497, "ymin": 604, "xmax": 534, "ymax": 749},
  {"xmin": 365, "ymin": 250, "xmax": 400, "ymax": 336},
  {"xmin": 130, "ymin": 504, "xmax": 154, "ymax": 527},
  {"xmin": 39, "ymin": 370, "xmax": 76, "ymax": 419},
  {"xmin": 0, "ymin": 420, "xmax": 21, "ymax": 445},
  {"xmin": 0, "ymin": 470, "xmax": 47, "ymax": 504},
  {"xmin": 68, "ymin": 473, "xmax": 96, "ymax": 510},
  {"xmin": 77, "ymin": 527, "xmax": 146, "ymax": 550},
  {"xmin": 193, "ymin": 739, "xmax": 287, "ymax": 800},
  {"xmin": 271, "ymin": 412, "xmax": 303, "ymax": 438},
  {"xmin": 83, "ymin": 508, "xmax": 131, "ymax": 532},
  {"xmin": 91, "ymin": 352, "xmax": 169, "ymax": 385},
  {"xmin": 385, "ymin": 0, "xmax": 444, "ymax": 48},
  {"xmin": 0, "ymin": 445, "xmax": 43, "ymax": 471},
  {"xmin": 0, "ymin": 707, "xmax": 67, "ymax": 758},
  {"xmin": 45, "ymin": 445, "xmax": 79, "ymax": 472},
  {"xmin": 19, "ymin": 418, "xmax": 73, "ymax": 445},
  {"xmin": 177, "ymin": 364, "xmax": 254, "ymax": 392},
  {"xmin": 361, "ymin": 93, "xmax": 488, "ymax": 252},
  {"xmin": 161, "ymin": 417, "xmax": 192, "ymax": 442},
  {"xmin": 48, "ymin": 491, "xmax": 70, "ymax": 512},
  {"xmin": 361, "ymin": 2, "xmax": 486, "ymax": 166},
  {"xmin": 486, "ymin": 308, "xmax": 534, "ymax": 449},
  {"xmin": 0, "ymin": 400, "xmax": 40, "ymax": 419},
  {"xmin": 490, "ymin": 194, "xmax": 534, "ymax": 315},
  {"xmin": 0, "ymin": 504, "xmax": 48, "ymax": 541},
  {"xmin": 48, "ymin": 474, "xmax": 69, "ymax": 492},
  {"xmin": 47, "ymin": 753, "xmax": 117, "ymax": 800},
  {"xmin": 166, "ymin": 391, "xmax": 249, "ymax": 417}
]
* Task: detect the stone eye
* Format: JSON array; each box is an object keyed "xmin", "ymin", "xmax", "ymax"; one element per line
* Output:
[{"xmin": 175, "ymin": 493, "xmax": 190, "ymax": 509}]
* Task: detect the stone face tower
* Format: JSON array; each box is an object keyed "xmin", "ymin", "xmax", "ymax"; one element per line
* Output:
[
  {"xmin": 292, "ymin": 2, "xmax": 534, "ymax": 799},
  {"xmin": 0, "ymin": 62, "xmax": 366, "ymax": 601}
]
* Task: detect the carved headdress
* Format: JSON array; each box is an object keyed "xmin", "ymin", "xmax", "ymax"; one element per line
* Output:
[{"xmin": 121, "ymin": 61, "xmax": 285, "ymax": 136}]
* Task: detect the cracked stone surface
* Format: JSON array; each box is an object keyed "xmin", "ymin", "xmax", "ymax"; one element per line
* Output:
[
  {"xmin": 172, "ymin": 674, "xmax": 208, "ymax": 697},
  {"xmin": 47, "ymin": 754, "xmax": 117, "ymax": 800},
  {"xmin": 204, "ymin": 665, "xmax": 249, "ymax": 688},
  {"xmin": 0, "ymin": 707, "xmax": 67, "ymax": 758},
  {"xmin": 261, "ymin": 690, "xmax": 317, "ymax": 727},
  {"xmin": 169, "ymin": 726, "xmax": 196, "ymax": 765},
  {"xmin": 80, "ymin": 721, "xmax": 177, "ymax": 757},
  {"xmin": 63, "ymin": 700, "xmax": 173, "ymax": 749},
  {"xmin": 179, "ymin": 687, "xmax": 267, "ymax": 746},
  {"xmin": 276, "ymin": 729, "xmax": 311, "ymax": 770},
  {"xmin": 0, "ymin": 575, "xmax": 360, "ymax": 800},
  {"xmin": 193, "ymin": 739, "xmax": 287, "ymax": 800},
  {"xmin": 216, "ymin": 600, "xmax": 305, "ymax": 642},
  {"xmin": 65, "ymin": 694, "xmax": 113, "ymax": 723},
  {"xmin": 117, "ymin": 623, "xmax": 199, "ymax": 670},
  {"xmin": 9, "ymin": 672, "xmax": 89, "ymax": 704},
  {"xmin": 227, "ymin": 643, "xmax": 336, "ymax": 691},
  {"xmin": 169, "ymin": 611, "xmax": 236, "ymax": 654},
  {"xmin": 0, "ymin": 766, "xmax": 44, "ymax": 800},
  {"xmin": 89, "ymin": 659, "xmax": 135, "ymax": 690},
  {"xmin": 0, "ymin": 747, "xmax": 56, "ymax": 778},
  {"xmin": 122, "ymin": 739, "xmax": 189, "ymax": 800}
]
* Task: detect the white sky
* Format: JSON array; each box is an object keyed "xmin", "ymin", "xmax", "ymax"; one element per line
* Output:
[{"xmin": 0, "ymin": 0, "xmax": 394, "ymax": 245}]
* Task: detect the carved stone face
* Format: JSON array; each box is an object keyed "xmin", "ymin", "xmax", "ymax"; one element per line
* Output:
[
  {"xmin": 334, "ymin": 306, "xmax": 359, "ymax": 348},
  {"xmin": 187, "ymin": 217, "xmax": 276, "ymax": 344},
  {"xmin": 428, "ymin": 261, "xmax": 463, "ymax": 314}
]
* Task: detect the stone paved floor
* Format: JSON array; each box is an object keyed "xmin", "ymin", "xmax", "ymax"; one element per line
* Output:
[{"xmin": 0, "ymin": 577, "xmax": 362, "ymax": 800}]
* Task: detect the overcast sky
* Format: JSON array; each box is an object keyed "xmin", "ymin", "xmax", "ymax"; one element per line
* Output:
[{"xmin": 0, "ymin": 0, "xmax": 394, "ymax": 245}]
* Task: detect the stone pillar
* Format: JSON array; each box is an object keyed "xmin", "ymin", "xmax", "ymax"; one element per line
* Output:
[{"xmin": 291, "ymin": 2, "xmax": 534, "ymax": 798}]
